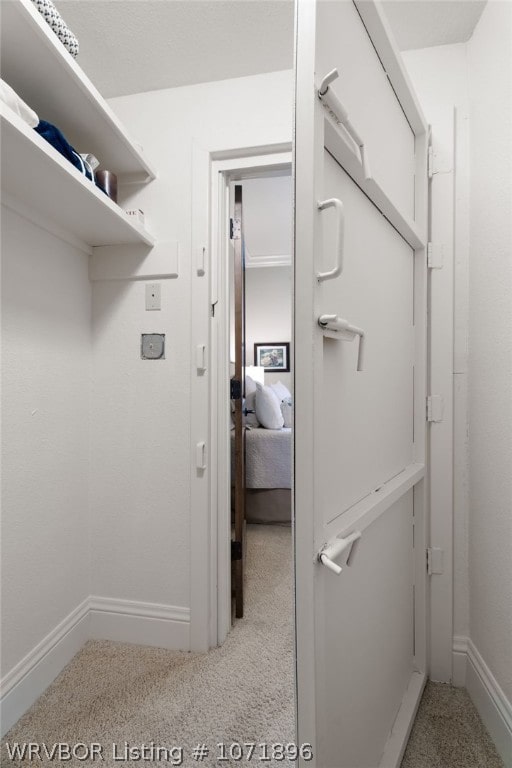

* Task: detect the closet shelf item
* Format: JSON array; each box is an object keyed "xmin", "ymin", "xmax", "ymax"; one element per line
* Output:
[
  {"xmin": 318, "ymin": 68, "xmax": 372, "ymax": 181},
  {"xmin": 317, "ymin": 198, "xmax": 344, "ymax": 282},
  {"xmin": 318, "ymin": 531, "xmax": 362, "ymax": 575},
  {"xmin": 0, "ymin": 0, "xmax": 157, "ymax": 183},
  {"xmin": 318, "ymin": 314, "xmax": 366, "ymax": 372},
  {"xmin": 0, "ymin": 104, "xmax": 155, "ymax": 249}
]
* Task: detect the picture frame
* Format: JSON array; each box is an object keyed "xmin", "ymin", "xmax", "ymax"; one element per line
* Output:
[{"xmin": 254, "ymin": 342, "xmax": 290, "ymax": 373}]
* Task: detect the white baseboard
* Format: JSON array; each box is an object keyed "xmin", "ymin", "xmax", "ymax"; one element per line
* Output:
[
  {"xmin": 89, "ymin": 596, "xmax": 190, "ymax": 650},
  {"xmin": 452, "ymin": 635, "xmax": 512, "ymax": 767},
  {"xmin": 380, "ymin": 671, "xmax": 426, "ymax": 768},
  {"xmin": 452, "ymin": 634, "xmax": 468, "ymax": 687},
  {"xmin": 0, "ymin": 599, "xmax": 90, "ymax": 737},
  {"xmin": 1, "ymin": 597, "xmax": 191, "ymax": 737}
]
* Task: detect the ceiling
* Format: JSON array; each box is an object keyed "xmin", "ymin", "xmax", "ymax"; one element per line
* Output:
[
  {"xmin": 382, "ymin": 0, "xmax": 486, "ymax": 51},
  {"xmin": 55, "ymin": 1, "xmax": 295, "ymax": 98},
  {"xmin": 55, "ymin": 0, "xmax": 487, "ymax": 99}
]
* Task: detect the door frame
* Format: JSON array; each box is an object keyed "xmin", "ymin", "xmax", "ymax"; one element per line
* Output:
[{"xmin": 190, "ymin": 143, "xmax": 292, "ymax": 652}]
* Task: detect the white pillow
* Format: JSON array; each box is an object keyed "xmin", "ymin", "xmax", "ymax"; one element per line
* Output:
[
  {"xmin": 244, "ymin": 390, "xmax": 260, "ymax": 427},
  {"xmin": 270, "ymin": 380, "xmax": 292, "ymax": 403},
  {"xmin": 255, "ymin": 383, "xmax": 284, "ymax": 430},
  {"xmin": 245, "ymin": 374, "xmax": 257, "ymax": 395},
  {"xmin": 281, "ymin": 399, "xmax": 293, "ymax": 428}
]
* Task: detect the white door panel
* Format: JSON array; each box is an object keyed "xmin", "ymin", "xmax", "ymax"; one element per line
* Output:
[
  {"xmin": 316, "ymin": 0, "xmax": 415, "ymax": 219},
  {"xmin": 316, "ymin": 492, "xmax": 414, "ymax": 768},
  {"xmin": 319, "ymin": 153, "xmax": 414, "ymax": 522},
  {"xmin": 295, "ymin": 2, "xmax": 428, "ymax": 765}
]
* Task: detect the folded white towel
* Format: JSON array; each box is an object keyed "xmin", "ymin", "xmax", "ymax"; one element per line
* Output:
[{"xmin": 0, "ymin": 78, "xmax": 39, "ymax": 128}]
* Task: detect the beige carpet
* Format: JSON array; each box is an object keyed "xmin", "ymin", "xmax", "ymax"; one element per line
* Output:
[
  {"xmin": 3, "ymin": 527, "xmax": 505, "ymax": 768},
  {"xmin": 401, "ymin": 681, "xmax": 505, "ymax": 768},
  {"xmin": 2, "ymin": 525, "xmax": 295, "ymax": 767}
]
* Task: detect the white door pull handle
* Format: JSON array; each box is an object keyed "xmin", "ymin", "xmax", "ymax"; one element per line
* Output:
[
  {"xmin": 318, "ymin": 69, "xmax": 372, "ymax": 181},
  {"xmin": 197, "ymin": 246, "xmax": 206, "ymax": 276},
  {"xmin": 196, "ymin": 441, "xmax": 206, "ymax": 470},
  {"xmin": 196, "ymin": 344, "xmax": 206, "ymax": 372},
  {"xmin": 318, "ymin": 531, "xmax": 361, "ymax": 575},
  {"xmin": 317, "ymin": 198, "xmax": 345, "ymax": 282},
  {"xmin": 318, "ymin": 314, "xmax": 366, "ymax": 371}
]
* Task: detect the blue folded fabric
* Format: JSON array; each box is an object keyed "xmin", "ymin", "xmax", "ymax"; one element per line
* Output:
[{"xmin": 34, "ymin": 120, "xmax": 93, "ymax": 180}]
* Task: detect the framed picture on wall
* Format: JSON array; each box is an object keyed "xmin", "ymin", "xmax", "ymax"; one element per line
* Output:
[{"xmin": 254, "ymin": 342, "xmax": 290, "ymax": 372}]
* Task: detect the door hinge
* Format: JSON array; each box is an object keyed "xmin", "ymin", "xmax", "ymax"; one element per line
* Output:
[
  {"xmin": 428, "ymin": 146, "xmax": 435, "ymax": 179},
  {"xmin": 230, "ymin": 379, "xmax": 242, "ymax": 400},
  {"xmin": 427, "ymin": 242, "xmax": 444, "ymax": 269},
  {"xmin": 231, "ymin": 540, "xmax": 242, "ymax": 561},
  {"xmin": 426, "ymin": 395, "xmax": 444, "ymax": 422},
  {"xmin": 428, "ymin": 142, "xmax": 452, "ymax": 178},
  {"xmin": 426, "ymin": 547, "xmax": 444, "ymax": 575},
  {"xmin": 230, "ymin": 217, "xmax": 241, "ymax": 240}
]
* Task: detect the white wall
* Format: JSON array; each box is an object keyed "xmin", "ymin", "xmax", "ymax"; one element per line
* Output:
[
  {"xmin": 92, "ymin": 71, "xmax": 293, "ymax": 618},
  {"xmin": 467, "ymin": 0, "xmax": 512, "ymax": 705},
  {"xmin": 1, "ymin": 206, "xmax": 91, "ymax": 676},
  {"xmin": 245, "ymin": 266, "xmax": 292, "ymax": 391},
  {"xmin": 404, "ymin": 13, "xmax": 512, "ymax": 760}
]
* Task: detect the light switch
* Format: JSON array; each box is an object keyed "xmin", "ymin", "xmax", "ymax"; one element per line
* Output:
[
  {"xmin": 141, "ymin": 334, "xmax": 165, "ymax": 359},
  {"xmin": 145, "ymin": 283, "xmax": 161, "ymax": 311}
]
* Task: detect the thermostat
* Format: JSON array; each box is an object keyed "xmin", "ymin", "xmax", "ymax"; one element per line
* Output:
[{"xmin": 141, "ymin": 334, "xmax": 165, "ymax": 360}]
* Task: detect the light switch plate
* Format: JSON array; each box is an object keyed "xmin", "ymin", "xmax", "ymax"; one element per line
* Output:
[
  {"xmin": 141, "ymin": 334, "xmax": 165, "ymax": 359},
  {"xmin": 145, "ymin": 282, "xmax": 161, "ymax": 311}
]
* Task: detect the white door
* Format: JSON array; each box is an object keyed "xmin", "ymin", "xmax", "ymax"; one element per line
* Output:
[{"xmin": 294, "ymin": 2, "xmax": 429, "ymax": 767}]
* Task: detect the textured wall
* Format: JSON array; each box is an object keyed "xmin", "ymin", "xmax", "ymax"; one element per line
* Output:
[
  {"xmin": 1, "ymin": 206, "xmax": 91, "ymax": 676},
  {"xmin": 92, "ymin": 70, "xmax": 293, "ymax": 608},
  {"xmin": 245, "ymin": 266, "xmax": 292, "ymax": 392},
  {"xmin": 468, "ymin": 1, "xmax": 512, "ymax": 702}
]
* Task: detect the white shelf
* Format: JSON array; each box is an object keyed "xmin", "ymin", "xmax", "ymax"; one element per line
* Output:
[
  {"xmin": 0, "ymin": 0, "xmax": 157, "ymax": 183},
  {"xmin": 1, "ymin": 104, "xmax": 155, "ymax": 248}
]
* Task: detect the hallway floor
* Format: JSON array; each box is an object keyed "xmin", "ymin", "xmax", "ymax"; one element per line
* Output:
[
  {"xmin": 402, "ymin": 681, "xmax": 505, "ymax": 767},
  {"xmin": 3, "ymin": 526, "xmax": 505, "ymax": 767},
  {"xmin": 2, "ymin": 525, "xmax": 294, "ymax": 767}
]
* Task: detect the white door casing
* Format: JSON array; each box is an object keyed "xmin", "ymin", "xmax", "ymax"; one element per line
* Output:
[
  {"xmin": 190, "ymin": 145, "xmax": 292, "ymax": 651},
  {"xmin": 294, "ymin": 2, "xmax": 429, "ymax": 766}
]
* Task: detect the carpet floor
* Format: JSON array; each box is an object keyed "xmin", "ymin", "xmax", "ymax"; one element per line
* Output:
[
  {"xmin": 3, "ymin": 526, "xmax": 504, "ymax": 768},
  {"xmin": 401, "ymin": 681, "xmax": 505, "ymax": 768},
  {"xmin": 2, "ymin": 525, "xmax": 295, "ymax": 767}
]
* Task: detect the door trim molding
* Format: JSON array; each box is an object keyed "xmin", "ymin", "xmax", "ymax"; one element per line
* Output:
[{"xmin": 189, "ymin": 142, "xmax": 292, "ymax": 652}]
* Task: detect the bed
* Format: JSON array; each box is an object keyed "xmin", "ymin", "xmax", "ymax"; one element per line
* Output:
[{"xmin": 231, "ymin": 426, "xmax": 292, "ymax": 524}]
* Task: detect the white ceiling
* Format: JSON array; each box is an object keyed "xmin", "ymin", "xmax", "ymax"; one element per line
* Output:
[
  {"xmin": 382, "ymin": 0, "xmax": 486, "ymax": 51},
  {"xmin": 55, "ymin": 0, "xmax": 487, "ymax": 99},
  {"xmin": 55, "ymin": 0, "xmax": 295, "ymax": 98}
]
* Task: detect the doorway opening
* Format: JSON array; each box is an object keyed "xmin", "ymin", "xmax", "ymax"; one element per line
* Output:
[
  {"xmin": 229, "ymin": 173, "xmax": 293, "ymax": 619},
  {"xmin": 207, "ymin": 149, "xmax": 293, "ymax": 649}
]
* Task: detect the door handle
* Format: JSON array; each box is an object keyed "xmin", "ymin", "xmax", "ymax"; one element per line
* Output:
[
  {"xmin": 317, "ymin": 198, "xmax": 345, "ymax": 282},
  {"xmin": 196, "ymin": 344, "xmax": 206, "ymax": 373},
  {"xmin": 318, "ymin": 314, "xmax": 366, "ymax": 372},
  {"xmin": 318, "ymin": 68, "xmax": 372, "ymax": 181},
  {"xmin": 196, "ymin": 441, "xmax": 206, "ymax": 470},
  {"xmin": 318, "ymin": 531, "xmax": 362, "ymax": 575}
]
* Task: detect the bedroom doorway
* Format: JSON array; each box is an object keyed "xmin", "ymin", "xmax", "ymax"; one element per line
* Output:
[
  {"xmin": 229, "ymin": 174, "xmax": 293, "ymax": 620},
  {"xmin": 208, "ymin": 148, "xmax": 293, "ymax": 648}
]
